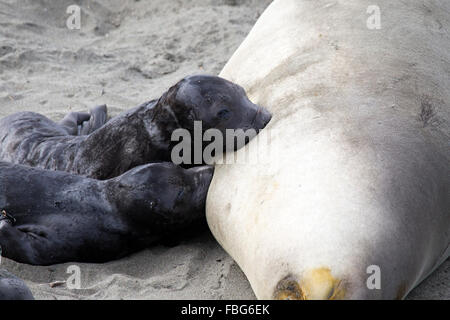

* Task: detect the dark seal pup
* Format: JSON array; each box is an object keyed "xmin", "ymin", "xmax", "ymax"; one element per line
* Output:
[
  {"xmin": 0, "ymin": 75, "xmax": 271, "ymax": 179},
  {"xmin": 59, "ymin": 104, "xmax": 108, "ymax": 136},
  {"xmin": 0, "ymin": 269, "xmax": 34, "ymax": 300},
  {"xmin": 0, "ymin": 161, "xmax": 213, "ymax": 265}
]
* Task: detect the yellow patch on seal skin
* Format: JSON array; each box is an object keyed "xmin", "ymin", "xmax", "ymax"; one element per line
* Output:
[
  {"xmin": 302, "ymin": 267, "xmax": 346, "ymax": 300},
  {"xmin": 273, "ymin": 268, "xmax": 346, "ymax": 300}
]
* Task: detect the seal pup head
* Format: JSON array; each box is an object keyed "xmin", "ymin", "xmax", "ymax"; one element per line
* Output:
[
  {"xmin": 110, "ymin": 163, "xmax": 214, "ymax": 230},
  {"xmin": 160, "ymin": 75, "xmax": 272, "ymax": 149}
]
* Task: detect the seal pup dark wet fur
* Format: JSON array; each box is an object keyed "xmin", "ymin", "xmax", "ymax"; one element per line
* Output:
[
  {"xmin": 0, "ymin": 161, "xmax": 213, "ymax": 265},
  {"xmin": 0, "ymin": 75, "xmax": 271, "ymax": 179},
  {"xmin": 0, "ymin": 269, "xmax": 34, "ymax": 300}
]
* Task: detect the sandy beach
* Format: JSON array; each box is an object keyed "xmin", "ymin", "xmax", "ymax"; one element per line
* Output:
[{"xmin": 0, "ymin": 0, "xmax": 448, "ymax": 299}]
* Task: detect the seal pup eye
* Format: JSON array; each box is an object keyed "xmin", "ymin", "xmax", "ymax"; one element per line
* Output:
[{"xmin": 217, "ymin": 108, "xmax": 231, "ymax": 120}]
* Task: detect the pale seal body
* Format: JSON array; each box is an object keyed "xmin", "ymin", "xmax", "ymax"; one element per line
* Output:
[{"xmin": 206, "ymin": 0, "xmax": 449, "ymax": 299}]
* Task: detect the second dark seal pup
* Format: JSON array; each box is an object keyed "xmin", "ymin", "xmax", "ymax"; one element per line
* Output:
[
  {"xmin": 0, "ymin": 161, "xmax": 213, "ymax": 265},
  {"xmin": 0, "ymin": 75, "xmax": 271, "ymax": 179},
  {"xmin": 0, "ymin": 269, "xmax": 34, "ymax": 300}
]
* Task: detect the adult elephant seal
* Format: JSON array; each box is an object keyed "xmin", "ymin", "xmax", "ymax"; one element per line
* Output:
[
  {"xmin": 0, "ymin": 269, "xmax": 34, "ymax": 300},
  {"xmin": 0, "ymin": 75, "xmax": 271, "ymax": 180},
  {"xmin": 0, "ymin": 161, "xmax": 213, "ymax": 265},
  {"xmin": 206, "ymin": 0, "xmax": 449, "ymax": 299}
]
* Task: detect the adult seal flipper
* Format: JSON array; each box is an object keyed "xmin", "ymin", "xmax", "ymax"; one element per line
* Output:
[
  {"xmin": 0, "ymin": 269, "xmax": 34, "ymax": 300},
  {"xmin": 206, "ymin": 0, "xmax": 450, "ymax": 299}
]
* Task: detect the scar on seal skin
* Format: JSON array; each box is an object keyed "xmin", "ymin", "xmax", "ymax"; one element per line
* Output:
[
  {"xmin": 0, "ymin": 161, "xmax": 213, "ymax": 265},
  {"xmin": 419, "ymin": 94, "xmax": 436, "ymax": 127},
  {"xmin": 0, "ymin": 75, "xmax": 272, "ymax": 180},
  {"xmin": 274, "ymin": 268, "xmax": 346, "ymax": 300},
  {"xmin": 273, "ymin": 275, "xmax": 307, "ymax": 300}
]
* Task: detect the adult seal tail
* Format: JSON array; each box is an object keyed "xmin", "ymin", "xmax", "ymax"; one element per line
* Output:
[
  {"xmin": 206, "ymin": 0, "xmax": 450, "ymax": 299},
  {"xmin": 0, "ymin": 75, "xmax": 271, "ymax": 179}
]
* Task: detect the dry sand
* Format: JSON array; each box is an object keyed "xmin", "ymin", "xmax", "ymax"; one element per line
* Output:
[{"xmin": 0, "ymin": 0, "xmax": 448, "ymax": 299}]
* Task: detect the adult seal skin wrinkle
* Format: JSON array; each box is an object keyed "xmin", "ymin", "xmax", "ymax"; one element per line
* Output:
[
  {"xmin": 0, "ymin": 161, "xmax": 213, "ymax": 265},
  {"xmin": 0, "ymin": 75, "xmax": 271, "ymax": 179},
  {"xmin": 0, "ymin": 269, "xmax": 34, "ymax": 300},
  {"xmin": 206, "ymin": 0, "xmax": 450, "ymax": 299}
]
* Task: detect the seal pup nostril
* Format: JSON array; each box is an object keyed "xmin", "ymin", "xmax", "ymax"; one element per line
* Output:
[
  {"xmin": 252, "ymin": 105, "xmax": 272, "ymax": 130},
  {"xmin": 259, "ymin": 107, "xmax": 272, "ymax": 128}
]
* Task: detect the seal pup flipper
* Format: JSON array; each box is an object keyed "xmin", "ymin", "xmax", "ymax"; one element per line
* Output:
[
  {"xmin": 0, "ymin": 220, "xmax": 50, "ymax": 265},
  {"xmin": 0, "ymin": 220, "xmax": 82, "ymax": 266},
  {"xmin": 58, "ymin": 111, "xmax": 91, "ymax": 135},
  {"xmin": 0, "ymin": 269, "xmax": 34, "ymax": 300},
  {"xmin": 80, "ymin": 104, "xmax": 108, "ymax": 135}
]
